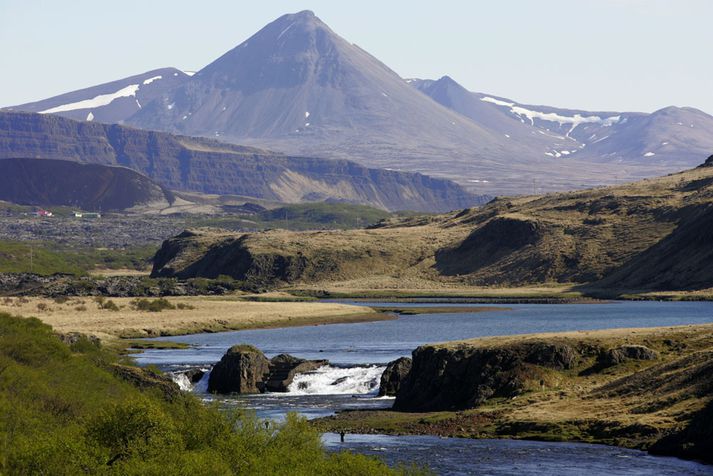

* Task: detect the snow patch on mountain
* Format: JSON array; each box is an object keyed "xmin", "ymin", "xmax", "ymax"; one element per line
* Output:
[
  {"xmin": 480, "ymin": 96, "xmax": 621, "ymax": 135},
  {"xmin": 39, "ymin": 84, "xmax": 141, "ymax": 114},
  {"xmin": 142, "ymin": 75, "xmax": 162, "ymax": 85}
]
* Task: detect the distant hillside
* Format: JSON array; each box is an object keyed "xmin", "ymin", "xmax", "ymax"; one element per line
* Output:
[
  {"xmin": 412, "ymin": 76, "xmax": 713, "ymax": 172},
  {"xmin": 152, "ymin": 155, "xmax": 713, "ymax": 293},
  {"xmin": 0, "ymin": 158, "xmax": 172, "ymax": 211},
  {"xmin": 0, "ymin": 112, "xmax": 483, "ymax": 212}
]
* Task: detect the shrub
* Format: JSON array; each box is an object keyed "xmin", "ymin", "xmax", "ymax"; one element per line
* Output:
[
  {"xmin": 95, "ymin": 297, "xmax": 120, "ymax": 312},
  {"xmin": 130, "ymin": 298, "xmax": 175, "ymax": 313}
]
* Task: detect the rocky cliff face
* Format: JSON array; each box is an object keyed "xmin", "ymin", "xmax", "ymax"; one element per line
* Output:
[
  {"xmin": 0, "ymin": 112, "xmax": 482, "ymax": 212},
  {"xmin": 393, "ymin": 342, "xmax": 579, "ymax": 412},
  {"xmin": 378, "ymin": 357, "xmax": 412, "ymax": 397}
]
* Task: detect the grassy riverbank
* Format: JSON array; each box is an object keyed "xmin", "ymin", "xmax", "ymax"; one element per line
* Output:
[
  {"xmin": 0, "ymin": 311, "xmax": 423, "ymax": 475},
  {"xmin": 0, "ymin": 297, "xmax": 390, "ymax": 342},
  {"xmin": 315, "ymin": 324, "xmax": 713, "ymax": 463}
]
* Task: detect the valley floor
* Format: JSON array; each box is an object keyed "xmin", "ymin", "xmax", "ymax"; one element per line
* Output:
[{"xmin": 0, "ymin": 296, "xmax": 388, "ymax": 342}]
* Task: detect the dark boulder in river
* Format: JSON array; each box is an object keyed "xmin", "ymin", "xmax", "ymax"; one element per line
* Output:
[
  {"xmin": 208, "ymin": 344, "xmax": 270, "ymax": 394},
  {"xmin": 378, "ymin": 357, "xmax": 412, "ymax": 397},
  {"xmin": 208, "ymin": 346, "xmax": 329, "ymax": 394}
]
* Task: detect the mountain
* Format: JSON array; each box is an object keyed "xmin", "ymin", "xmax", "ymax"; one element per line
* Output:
[
  {"xmin": 412, "ymin": 76, "xmax": 713, "ymax": 170},
  {"xmin": 151, "ymin": 155, "xmax": 713, "ymax": 293},
  {"xmin": 0, "ymin": 157, "xmax": 173, "ymax": 211},
  {"xmin": 0, "ymin": 112, "xmax": 481, "ymax": 212},
  {"xmin": 125, "ymin": 11, "xmax": 523, "ymax": 180},
  {"xmin": 7, "ymin": 11, "xmax": 713, "ymax": 196},
  {"xmin": 6, "ymin": 68, "xmax": 190, "ymax": 124}
]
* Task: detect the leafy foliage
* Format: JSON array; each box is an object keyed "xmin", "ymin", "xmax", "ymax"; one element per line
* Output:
[{"xmin": 0, "ymin": 312, "xmax": 412, "ymax": 474}]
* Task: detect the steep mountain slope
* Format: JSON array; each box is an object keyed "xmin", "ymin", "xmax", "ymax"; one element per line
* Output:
[
  {"xmin": 0, "ymin": 157, "xmax": 173, "ymax": 211},
  {"xmin": 152, "ymin": 156, "xmax": 713, "ymax": 292},
  {"xmin": 413, "ymin": 76, "xmax": 713, "ymax": 170},
  {"xmin": 126, "ymin": 11, "xmax": 522, "ymax": 178},
  {"xmin": 0, "ymin": 112, "xmax": 480, "ymax": 212},
  {"xmin": 5, "ymin": 68, "xmax": 190, "ymax": 124}
]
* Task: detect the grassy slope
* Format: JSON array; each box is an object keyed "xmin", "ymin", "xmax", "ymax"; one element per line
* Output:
[
  {"xmin": 153, "ymin": 163, "xmax": 713, "ymax": 295},
  {"xmin": 0, "ymin": 312, "xmax": 413, "ymax": 475},
  {"xmin": 316, "ymin": 324, "xmax": 713, "ymax": 461},
  {"xmin": 0, "ymin": 241, "xmax": 155, "ymax": 275}
]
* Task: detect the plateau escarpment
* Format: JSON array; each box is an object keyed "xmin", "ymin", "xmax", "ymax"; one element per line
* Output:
[
  {"xmin": 152, "ymin": 157, "xmax": 713, "ymax": 293},
  {"xmin": 0, "ymin": 111, "xmax": 481, "ymax": 212}
]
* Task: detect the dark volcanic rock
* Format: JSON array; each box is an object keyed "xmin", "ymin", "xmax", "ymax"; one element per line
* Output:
[
  {"xmin": 378, "ymin": 357, "xmax": 412, "ymax": 397},
  {"xmin": 394, "ymin": 341, "xmax": 578, "ymax": 412},
  {"xmin": 207, "ymin": 344, "xmax": 270, "ymax": 394},
  {"xmin": 599, "ymin": 345, "xmax": 658, "ymax": 367},
  {"xmin": 264, "ymin": 354, "xmax": 328, "ymax": 392}
]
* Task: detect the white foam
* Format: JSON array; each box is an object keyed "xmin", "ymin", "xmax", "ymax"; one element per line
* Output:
[
  {"xmin": 142, "ymin": 75, "xmax": 162, "ymax": 85},
  {"xmin": 286, "ymin": 365, "xmax": 384, "ymax": 396},
  {"xmin": 40, "ymin": 84, "xmax": 140, "ymax": 114}
]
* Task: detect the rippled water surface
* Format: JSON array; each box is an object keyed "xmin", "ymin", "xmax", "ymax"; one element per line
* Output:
[{"xmin": 137, "ymin": 300, "xmax": 713, "ymax": 475}]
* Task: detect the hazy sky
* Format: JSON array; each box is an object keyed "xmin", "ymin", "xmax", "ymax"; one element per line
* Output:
[{"xmin": 1, "ymin": 0, "xmax": 711, "ymax": 113}]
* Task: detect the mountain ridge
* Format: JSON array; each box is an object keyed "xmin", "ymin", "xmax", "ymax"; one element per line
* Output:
[
  {"xmin": 6, "ymin": 11, "xmax": 713, "ymax": 196},
  {"xmin": 0, "ymin": 111, "xmax": 482, "ymax": 212}
]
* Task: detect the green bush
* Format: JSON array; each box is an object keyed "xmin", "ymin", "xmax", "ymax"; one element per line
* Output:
[
  {"xmin": 0, "ymin": 312, "xmax": 417, "ymax": 474},
  {"xmin": 130, "ymin": 298, "xmax": 176, "ymax": 312}
]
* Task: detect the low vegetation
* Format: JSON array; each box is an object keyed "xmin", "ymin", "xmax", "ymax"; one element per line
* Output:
[
  {"xmin": 0, "ymin": 297, "xmax": 387, "ymax": 341},
  {"xmin": 152, "ymin": 160, "xmax": 713, "ymax": 295},
  {"xmin": 0, "ymin": 241, "xmax": 155, "ymax": 275},
  {"xmin": 0, "ymin": 312, "xmax": 424, "ymax": 474}
]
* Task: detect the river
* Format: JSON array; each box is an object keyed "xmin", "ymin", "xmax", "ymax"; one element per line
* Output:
[{"xmin": 136, "ymin": 300, "xmax": 713, "ymax": 475}]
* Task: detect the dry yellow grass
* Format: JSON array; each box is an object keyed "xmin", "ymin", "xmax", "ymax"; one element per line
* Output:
[{"xmin": 0, "ymin": 296, "xmax": 383, "ymax": 341}]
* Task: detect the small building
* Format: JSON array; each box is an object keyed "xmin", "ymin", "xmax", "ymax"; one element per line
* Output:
[
  {"xmin": 34, "ymin": 209, "xmax": 53, "ymax": 217},
  {"xmin": 73, "ymin": 211, "xmax": 101, "ymax": 219}
]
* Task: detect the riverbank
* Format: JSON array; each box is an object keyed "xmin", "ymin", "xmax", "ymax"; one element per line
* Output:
[
  {"xmin": 0, "ymin": 296, "xmax": 390, "ymax": 342},
  {"xmin": 314, "ymin": 323, "xmax": 713, "ymax": 463}
]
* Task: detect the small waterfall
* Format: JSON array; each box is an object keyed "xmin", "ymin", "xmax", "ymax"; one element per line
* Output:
[
  {"xmin": 286, "ymin": 365, "xmax": 385, "ymax": 396},
  {"xmin": 193, "ymin": 370, "xmax": 210, "ymax": 393},
  {"xmin": 172, "ymin": 372, "xmax": 193, "ymax": 391},
  {"xmin": 169, "ymin": 368, "xmax": 211, "ymax": 393}
]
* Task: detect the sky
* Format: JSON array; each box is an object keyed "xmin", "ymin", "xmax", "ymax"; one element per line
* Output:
[{"xmin": 1, "ymin": 0, "xmax": 711, "ymax": 114}]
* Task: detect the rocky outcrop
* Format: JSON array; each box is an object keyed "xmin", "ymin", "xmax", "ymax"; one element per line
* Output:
[
  {"xmin": 110, "ymin": 364, "xmax": 182, "ymax": 401},
  {"xmin": 207, "ymin": 345, "xmax": 271, "ymax": 394},
  {"xmin": 207, "ymin": 345, "xmax": 328, "ymax": 394},
  {"xmin": 598, "ymin": 345, "xmax": 658, "ymax": 367},
  {"xmin": 264, "ymin": 354, "xmax": 328, "ymax": 392},
  {"xmin": 378, "ymin": 357, "xmax": 412, "ymax": 397},
  {"xmin": 394, "ymin": 341, "xmax": 579, "ymax": 412}
]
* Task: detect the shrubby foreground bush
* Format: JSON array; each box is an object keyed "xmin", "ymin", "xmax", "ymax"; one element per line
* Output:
[{"xmin": 0, "ymin": 312, "xmax": 421, "ymax": 475}]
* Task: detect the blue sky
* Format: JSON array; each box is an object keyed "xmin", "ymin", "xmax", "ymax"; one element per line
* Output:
[{"xmin": 1, "ymin": 0, "xmax": 711, "ymax": 113}]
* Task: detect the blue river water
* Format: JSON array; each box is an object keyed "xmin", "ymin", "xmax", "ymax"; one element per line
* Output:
[{"xmin": 135, "ymin": 300, "xmax": 713, "ymax": 475}]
